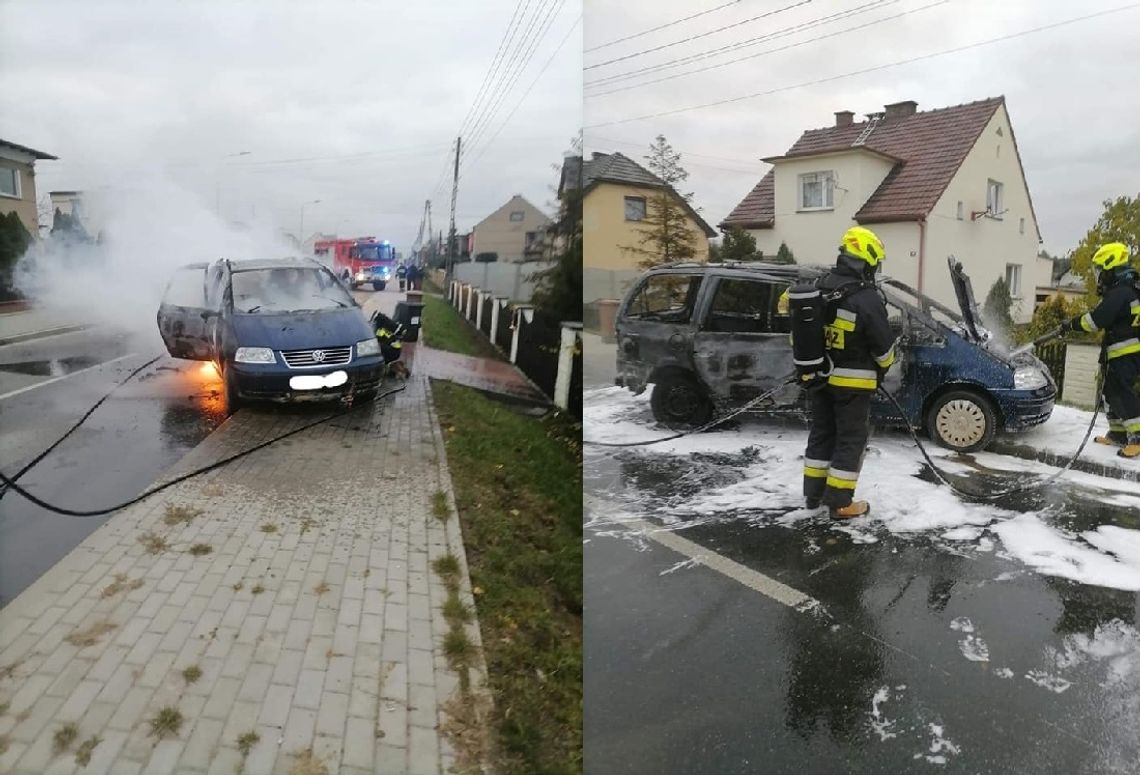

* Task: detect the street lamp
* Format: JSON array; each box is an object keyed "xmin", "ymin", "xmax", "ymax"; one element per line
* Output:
[
  {"xmin": 216, "ymin": 151, "xmax": 252, "ymax": 217},
  {"xmin": 299, "ymin": 200, "xmax": 322, "ymax": 247}
]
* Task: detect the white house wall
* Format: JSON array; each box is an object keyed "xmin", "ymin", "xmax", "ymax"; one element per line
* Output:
[
  {"xmin": 925, "ymin": 105, "xmax": 1042, "ymax": 324},
  {"xmin": 749, "ymin": 150, "xmax": 896, "ymax": 263}
]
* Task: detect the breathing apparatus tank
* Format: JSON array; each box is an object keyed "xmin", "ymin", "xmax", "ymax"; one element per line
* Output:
[{"xmin": 788, "ymin": 283, "xmax": 829, "ymax": 387}]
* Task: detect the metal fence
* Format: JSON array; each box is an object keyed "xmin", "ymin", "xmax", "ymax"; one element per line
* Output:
[
  {"xmin": 480, "ymin": 295, "xmax": 494, "ymax": 337},
  {"xmin": 1037, "ymin": 340, "xmax": 1067, "ymax": 389},
  {"xmin": 514, "ymin": 308, "xmax": 562, "ymax": 399}
]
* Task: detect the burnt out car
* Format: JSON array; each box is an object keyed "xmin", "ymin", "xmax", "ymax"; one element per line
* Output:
[
  {"xmin": 157, "ymin": 258, "xmax": 384, "ymax": 412},
  {"xmin": 614, "ymin": 258, "xmax": 1056, "ymax": 452}
]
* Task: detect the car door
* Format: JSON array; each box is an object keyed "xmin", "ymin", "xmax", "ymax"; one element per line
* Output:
[
  {"xmin": 616, "ymin": 272, "xmax": 705, "ymax": 386},
  {"xmin": 156, "ymin": 263, "xmax": 212, "ymax": 360},
  {"xmin": 691, "ymin": 275, "xmax": 796, "ymax": 403}
]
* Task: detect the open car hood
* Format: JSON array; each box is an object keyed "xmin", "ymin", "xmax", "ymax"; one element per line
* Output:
[{"xmin": 946, "ymin": 256, "xmax": 986, "ymax": 342}]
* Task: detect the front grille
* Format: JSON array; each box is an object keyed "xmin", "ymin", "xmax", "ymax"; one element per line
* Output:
[{"xmin": 281, "ymin": 346, "xmax": 353, "ymax": 369}]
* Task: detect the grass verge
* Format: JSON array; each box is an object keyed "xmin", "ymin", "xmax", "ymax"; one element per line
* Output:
[
  {"xmin": 422, "ymin": 294, "xmax": 504, "ymax": 361},
  {"xmin": 431, "ymin": 380, "xmax": 581, "ymax": 775}
]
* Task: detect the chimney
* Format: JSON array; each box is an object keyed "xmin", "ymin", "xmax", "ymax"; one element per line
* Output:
[
  {"xmin": 884, "ymin": 100, "xmax": 918, "ymax": 120},
  {"xmin": 834, "ymin": 110, "xmax": 854, "ymax": 128}
]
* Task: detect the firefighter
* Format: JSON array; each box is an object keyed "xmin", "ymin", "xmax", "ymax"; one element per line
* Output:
[
  {"xmin": 803, "ymin": 226, "xmax": 899, "ymax": 518},
  {"xmin": 1065, "ymin": 242, "xmax": 1140, "ymax": 458}
]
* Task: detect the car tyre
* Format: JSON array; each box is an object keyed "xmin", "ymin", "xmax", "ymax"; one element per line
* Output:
[
  {"xmin": 926, "ymin": 389, "xmax": 996, "ymax": 453},
  {"xmin": 650, "ymin": 372, "xmax": 713, "ymax": 427},
  {"xmin": 222, "ymin": 362, "xmax": 243, "ymax": 416},
  {"xmin": 372, "ymin": 281, "xmax": 386, "ymax": 291}
]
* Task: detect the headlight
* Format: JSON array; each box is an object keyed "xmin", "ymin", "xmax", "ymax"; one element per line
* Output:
[
  {"xmin": 356, "ymin": 337, "xmax": 380, "ymax": 357},
  {"xmin": 234, "ymin": 347, "xmax": 275, "ymax": 364},
  {"xmin": 1014, "ymin": 365, "xmax": 1047, "ymax": 390}
]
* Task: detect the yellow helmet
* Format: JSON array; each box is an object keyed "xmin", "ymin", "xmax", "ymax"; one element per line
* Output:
[
  {"xmin": 840, "ymin": 226, "xmax": 886, "ymax": 267},
  {"xmin": 1091, "ymin": 242, "xmax": 1130, "ymax": 272}
]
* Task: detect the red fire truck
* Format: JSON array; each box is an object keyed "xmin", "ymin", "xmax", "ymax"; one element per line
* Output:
[{"xmin": 312, "ymin": 237, "xmax": 397, "ymax": 291}]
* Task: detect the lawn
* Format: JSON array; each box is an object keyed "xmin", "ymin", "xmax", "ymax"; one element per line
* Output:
[
  {"xmin": 432, "ymin": 381, "xmax": 582, "ymax": 775},
  {"xmin": 422, "ymin": 293, "xmax": 504, "ymax": 361}
]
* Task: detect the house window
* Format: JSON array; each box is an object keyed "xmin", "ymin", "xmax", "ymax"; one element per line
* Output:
[
  {"xmin": 624, "ymin": 196, "xmax": 647, "ymax": 222},
  {"xmin": 956, "ymin": 201, "xmax": 964, "ymax": 220},
  {"xmin": 798, "ymin": 171, "xmax": 834, "ymax": 210},
  {"xmin": 0, "ymin": 167, "xmax": 19, "ymax": 199},
  {"xmin": 986, "ymin": 179, "xmax": 1004, "ymax": 217},
  {"xmin": 1006, "ymin": 263, "xmax": 1022, "ymax": 298},
  {"xmin": 1019, "ymin": 217, "xmax": 1025, "ymax": 235},
  {"xmin": 509, "ymin": 211, "xmax": 524, "ymax": 222}
]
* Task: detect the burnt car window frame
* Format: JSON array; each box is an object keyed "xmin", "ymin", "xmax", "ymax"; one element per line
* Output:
[
  {"xmin": 699, "ymin": 275, "xmax": 785, "ymax": 335},
  {"xmin": 625, "ymin": 272, "xmax": 703, "ymax": 324}
]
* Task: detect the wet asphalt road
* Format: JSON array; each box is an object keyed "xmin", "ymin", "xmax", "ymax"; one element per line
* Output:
[
  {"xmin": 0, "ymin": 328, "xmax": 227, "ymax": 606},
  {"xmin": 583, "ymin": 343, "xmax": 1140, "ymax": 775}
]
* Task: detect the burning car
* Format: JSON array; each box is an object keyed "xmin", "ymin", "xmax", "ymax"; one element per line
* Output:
[
  {"xmin": 614, "ymin": 257, "xmax": 1055, "ymax": 452},
  {"xmin": 156, "ymin": 258, "xmax": 384, "ymax": 411}
]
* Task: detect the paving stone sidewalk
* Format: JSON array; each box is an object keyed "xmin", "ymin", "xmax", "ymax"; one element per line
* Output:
[{"xmin": 0, "ymin": 374, "xmax": 489, "ymax": 774}]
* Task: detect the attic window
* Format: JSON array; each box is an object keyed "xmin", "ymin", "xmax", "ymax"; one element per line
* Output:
[
  {"xmin": 798, "ymin": 171, "xmax": 834, "ymax": 211},
  {"xmin": 0, "ymin": 167, "xmax": 19, "ymax": 199},
  {"xmin": 1019, "ymin": 217, "xmax": 1025, "ymax": 235},
  {"xmin": 986, "ymin": 179, "xmax": 1004, "ymax": 218},
  {"xmin": 956, "ymin": 201, "xmax": 964, "ymax": 220},
  {"xmin": 509, "ymin": 211, "xmax": 525, "ymax": 222},
  {"xmin": 624, "ymin": 196, "xmax": 647, "ymax": 222}
]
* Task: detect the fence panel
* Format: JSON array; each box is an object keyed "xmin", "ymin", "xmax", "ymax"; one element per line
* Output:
[
  {"xmin": 1036, "ymin": 340, "xmax": 1067, "ymax": 389},
  {"xmin": 495, "ymin": 300, "xmax": 513, "ymax": 352},
  {"xmin": 480, "ymin": 295, "xmax": 494, "ymax": 336},
  {"xmin": 515, "ymin": 310, "xmax": 562, "ymax": 399},
  {"xmin": 568, "ymin": 334, "xmax": 582, "ymax": 418}
]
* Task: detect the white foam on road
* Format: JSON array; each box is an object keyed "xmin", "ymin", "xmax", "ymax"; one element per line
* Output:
[
  {"xmin": 958, "ymin": 634, "xmax": 990, "ymax": 662},
  {"xmin": 586, "ymin": 386, "xmax": 1140, "ymax": 592},
  {"xmin": 949, "ymin": 617, "xmax": 974, "ymax": 633},
  {"xmin": 1024, "ymin": 669, "xmax": 1072, "ymax": 693},
  {"xmin": 870, "ymin": 686, "xmax": 899, "ymax": 741}
]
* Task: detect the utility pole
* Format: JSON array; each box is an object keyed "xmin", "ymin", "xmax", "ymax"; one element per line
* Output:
[
  {"xmin": 426, "ymin": 201, "xmax": 433, "ymax": 265},
  {"xmin": 446, "ymin": 136, "xmax": 460, "ymax": 283}
]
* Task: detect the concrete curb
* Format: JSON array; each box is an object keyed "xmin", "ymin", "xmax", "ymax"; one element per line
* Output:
[
  {"xmin": 0, "ymin": 324, "xmax": 90, "ymax": 347},
  {"xmin": 989, "ymin": 440, "xmax": 1140, "ymax": 483}
]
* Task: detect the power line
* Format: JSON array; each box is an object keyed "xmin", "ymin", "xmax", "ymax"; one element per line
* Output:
[
  {"xmin": 585, "ymin": 0, "xmax": 898, "ymax": 89},
  {"xmin": 462, "ymin": 0, "xmax": 566, "ymax": 165},
  {"xmin": 585, "ymin": 3, "xmax": 1140, "ymax": 127},
  {"xmin": 458, "ymin": 0, "xmax": 540, "ymax": 145},
  {"xmin": 585, "ymin": 0, "xmax": 748, "ymax": 53},
  {"xmin": 454, "ymin": 0, "xmax": 529, "ymax": 140},
  {"xmin": 587, "ymin": 0, "xmax": 946, "ymax": 98},
  {"xmin": 584, "ymin": 0, "xmax": 814, "ymax": 70},
  {"xmin": 462, "ymin": 15, "xmax": 582, "ymax": 176}
]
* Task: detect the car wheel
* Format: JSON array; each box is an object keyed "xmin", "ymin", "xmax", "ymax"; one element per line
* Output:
[
  {"xmin": 372, "ymin": 281, "xmax": 386, "ymax": 291},
  {"xmin": 650, "ymin": 372, "xmax": 713, "ymax": 427},
  {"xmin": 222, "ymin": 363, "xmax": 243, "ymax": 416},
  {"xmin": 926, "ymin": 389, "xmax": 996, "ymax": 452}
]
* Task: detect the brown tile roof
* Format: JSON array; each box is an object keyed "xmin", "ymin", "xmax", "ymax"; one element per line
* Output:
[
  {"xmin": 579, "ymin": 151, "xmax": 717, "ymax": 237},
  {"xmin": 721, "ymin": 97, "xmax": 1012, "ymax": 229},
  {"xmin": 720, "ymin": 170, "xmax": 774, "ymax": 229}
]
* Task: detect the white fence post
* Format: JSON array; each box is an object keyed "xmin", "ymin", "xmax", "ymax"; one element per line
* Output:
[
  {"xmin": 490, "ymin": 297, "xmax": 504, "ymax": 348},
  {"xmin": 510, "ymin": 306, "xmax": 534, "ymax": 364},
  {"xmin": 464, "ymin": 286, "xmax": 474, "ymax": 320},
  {"xmin": 553, "ymin": 322, "xmax": 582, "ymax": 411},
  {"xmin": 475, "ymin": 291, "xmax": 486, "ymax": 332}
]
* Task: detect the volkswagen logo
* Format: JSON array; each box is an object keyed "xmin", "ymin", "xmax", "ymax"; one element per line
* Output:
[{"xmin": 311, "ymin": 350, "xmax": 326, "ymax": 363}]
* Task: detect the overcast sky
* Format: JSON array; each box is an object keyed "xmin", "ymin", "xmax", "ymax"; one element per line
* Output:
[
  {"xmin": 0, "ymin": 0, "xmax": 582, "ymax": 249},
  {"xmin": 583, "ymin": 0, "xmax": 1140, "ymax": 256}
]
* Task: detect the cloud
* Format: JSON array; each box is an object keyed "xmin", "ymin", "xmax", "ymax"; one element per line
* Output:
[
  {"xmin": 583, "ymin": 0, "xmax": 1140, "ymax": 254},
  {"xmin": 0, "ymin": 0, "xmax": 582, "ymax": 247}
]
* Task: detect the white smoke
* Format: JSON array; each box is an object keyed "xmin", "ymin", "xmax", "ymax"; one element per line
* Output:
[{"xmin": 14, "ymin": 171, "xmax": 298, "ymax": 345}]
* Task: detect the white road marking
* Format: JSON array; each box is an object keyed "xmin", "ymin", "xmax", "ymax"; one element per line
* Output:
[
  {"xmin": 0, "ymin": 353, "xmax": 139, "ymax": 402},
  {"xmin": 621, "ymin": 515, "xmax": 819, "ymax": 609}
]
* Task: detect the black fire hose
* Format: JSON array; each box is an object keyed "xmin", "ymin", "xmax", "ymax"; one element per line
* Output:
[
  {"xmin": 0, "ymin": 383, "xmax": 407, "ymax": 518},
  {"xmin": 0, "ymin": 354, "xmax": 164, "ymax": 500},
  {"xmin": 583, "ymin": 374, "xmax": 798, "ymax": 448}
]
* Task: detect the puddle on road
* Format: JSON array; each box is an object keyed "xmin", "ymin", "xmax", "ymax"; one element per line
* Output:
[{"xmin": 0, "ymin": 356, "xmax": 101, "ymax": 377}]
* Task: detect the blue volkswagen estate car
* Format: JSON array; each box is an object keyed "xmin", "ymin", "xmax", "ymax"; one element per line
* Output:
[
  {"xmin": 157, "ymin": 258, "xmax": 384, "ymax": 411},
  {"xmin": 614, "ymin": 258, "xmax": 1055, "ymax": 452}
]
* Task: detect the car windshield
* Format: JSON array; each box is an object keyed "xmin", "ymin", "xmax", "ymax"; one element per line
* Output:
[{"xmin": 230, "ymin": 267, "xmax": 354, "ymax": 313}]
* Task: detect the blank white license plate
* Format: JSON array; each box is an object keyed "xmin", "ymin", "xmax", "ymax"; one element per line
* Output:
[{"xmin": 289, "ymin": 371, "xmax": 348, "ymax": 391}]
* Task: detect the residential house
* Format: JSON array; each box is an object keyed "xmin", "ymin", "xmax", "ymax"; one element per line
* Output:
[
  {"xmin": 572, "ymin": 151, "xmax": 716, "ymax": 321},
  {"xmin": 722, "ymin": 98, "xmax": 1044, "ymax": 324},
  {"xmin": 1035, "ymin": 255, "xmax": 1087, "ymax": 308},
  {"xmin": 1, "ymin": 138, "xmax": 58, "ymax": 236},
  {"xmin": 470, "ymin": 194, "xmax": 550, "ymax": 263}
]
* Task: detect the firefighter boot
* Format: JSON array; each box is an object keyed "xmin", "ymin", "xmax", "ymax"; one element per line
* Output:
[
  {"xmin": 1096, "ymin": 432, "xmax": 1127, "ymax": 447},
  {"xmin": 830, "ymin": 501, "xmax": 870, "ymax": 520},
  {"xmin": 1118, "ymin": 433, "xmax": 1140, "ymax": 459}
]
